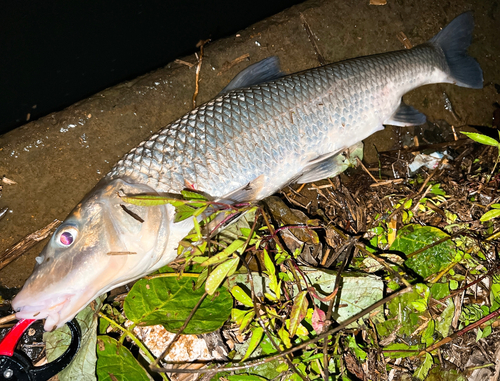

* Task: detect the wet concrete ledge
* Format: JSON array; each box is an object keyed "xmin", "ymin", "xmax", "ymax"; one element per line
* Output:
[{"xmin": 0, "ymin": 0, "xmax": 498, "ymax": 287}]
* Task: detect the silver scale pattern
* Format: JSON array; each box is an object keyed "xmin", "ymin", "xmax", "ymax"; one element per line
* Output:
[{"xmin": 107, "ymin": 44, "xmax": 445, "ymax": 198}]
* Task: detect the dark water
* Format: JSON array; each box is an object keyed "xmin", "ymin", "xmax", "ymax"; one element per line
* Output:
[{"xmin": 0, "ymin": 0, "xmax": 304, "ymax": 134}]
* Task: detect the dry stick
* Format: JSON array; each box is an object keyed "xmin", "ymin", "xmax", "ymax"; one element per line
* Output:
[
  {"xmin": 299, "ymin": 13, "xmax": 327, "ymax": 66},
  {"xmin": 356, "ymin": 157, "xmax": 378, "ymax": 183},
  {"xmin": 151, "ymin": 287, "xmax": 413, "ymax": 374},
  {"xmin": 370, "ymin": 179, "xmax": 404, "ymax": 188},
  {"xmin": 418, "ymin": 156, "xmax": 446, "ymax": 194},
  {"xmin": 0, "ymin": 219, "xmax": 61, "ymax": 271},
  {"xmin": 192, "ymin": 39, "xmax": 210, "ymax": 109},
  {"xmin": 217, "ymin": 53, "xmax": 250, "ymax": 75},
  {"xmin": 0, "ymin": 314, "xmax": 16, "ymax": 325}
]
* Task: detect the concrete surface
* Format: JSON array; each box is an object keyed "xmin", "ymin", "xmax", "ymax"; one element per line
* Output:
[{"xmin": 0, "ymin": 0, "xmax": 498, "ymax": 288}]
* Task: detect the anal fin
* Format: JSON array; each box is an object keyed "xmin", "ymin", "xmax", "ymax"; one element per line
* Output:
[{"xmin": 385, "ymin": 101, "xmax": 426, "ymax": 127}]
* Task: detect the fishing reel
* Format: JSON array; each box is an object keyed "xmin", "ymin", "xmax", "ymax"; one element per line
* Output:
[{"xmin": 0, "ymin": 319, "xmax": 80, "ymax": 381}]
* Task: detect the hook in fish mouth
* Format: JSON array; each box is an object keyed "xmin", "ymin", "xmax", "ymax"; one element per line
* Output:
[{"xmin": 13, "ymin": 293, "xmax": 76, "ymax": 331}]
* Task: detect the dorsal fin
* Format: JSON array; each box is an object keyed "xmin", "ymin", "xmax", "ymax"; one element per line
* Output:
[{"xmin": 220, "ymin": 56, "xmax": 284, "ymax": 94}]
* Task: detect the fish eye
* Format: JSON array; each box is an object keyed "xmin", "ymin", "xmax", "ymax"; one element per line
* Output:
[{"xmin": 57, "ymin": 226, "xmax": 78, "ymax": 247}]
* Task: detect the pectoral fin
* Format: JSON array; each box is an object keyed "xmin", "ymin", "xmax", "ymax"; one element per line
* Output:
[
  {"xmin": 297, "ymin": 142, "xmax": 364, "ymax": 184},
  {"xmin": 218, "ymin": 175, "xmax": 265, "ymax": 203}
]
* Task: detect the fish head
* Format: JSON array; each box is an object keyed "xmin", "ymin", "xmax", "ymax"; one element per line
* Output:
[{"xmin": 12, "ymin": 178, "xmax": 174, "ymax": 331}]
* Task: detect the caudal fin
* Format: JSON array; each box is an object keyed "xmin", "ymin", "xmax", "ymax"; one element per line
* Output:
[{"xmin": 429, "ymin": 12, "xmax": 483, "ymax": 89}]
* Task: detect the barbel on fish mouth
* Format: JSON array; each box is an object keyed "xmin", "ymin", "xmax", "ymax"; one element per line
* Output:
[{"xmin": 12, "ymin": 12, "xmax": 482, "ymax": 331}]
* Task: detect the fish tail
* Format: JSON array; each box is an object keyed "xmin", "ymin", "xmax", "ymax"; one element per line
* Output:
[{"xmin": 429, "ymin": 12, "xmax": 483, "ymax": 89}]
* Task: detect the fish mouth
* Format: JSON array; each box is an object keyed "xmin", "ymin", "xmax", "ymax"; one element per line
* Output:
[{"xmin": 13, "ymin": 293, "xmax": 77, "ymax": 331}]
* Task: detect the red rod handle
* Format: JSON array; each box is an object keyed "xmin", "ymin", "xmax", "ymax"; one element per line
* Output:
[{"xmin": 0, "ymin": 319, "xmax": 35, "ymax": 356}]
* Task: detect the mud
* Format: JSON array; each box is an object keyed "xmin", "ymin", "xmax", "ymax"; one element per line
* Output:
[{"xmin": 0, "ymin": 0, "xmax": 499, "ymax": 288}]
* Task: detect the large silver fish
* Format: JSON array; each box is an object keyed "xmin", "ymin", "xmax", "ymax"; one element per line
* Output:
[{"xmin": 13, "ymin": 13, "xmax": 482, "ymax": 331}]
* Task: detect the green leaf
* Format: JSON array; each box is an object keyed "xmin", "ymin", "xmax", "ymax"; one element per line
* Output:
[
  {"xmin": 174, "ymin": 203, "xmax": 197, "ymax": 222},
  {"xmin": 480, "ymin": 209, "xmax": 500, "ymax": 222},
  {"xmin": 289, "ymin": 291, "xmax": 309, "ymax": 337},
  {"xmin": 421, "ymin": 320, "xmax": 435, "ymax": 346},
  {"xmin": 414, "ymin": 353, "xmax": 433, "ymax": 380},
  {"xmin": 346, "ymin": 335, "xmax": 367, "ymax": 361},
  {"xmin": 227, "ymin": 376, "xmax": 266, "ymax": 381},
  {"xmin": 383, "ymin": 343, "xmax": 420, "ymax": 359},
  {"xmin": 239, "ymin": 310, "xmax": 255, "ymax": 332},
  {"xmin": 44, "ymin": 296, "xmax": 105, "ymax": 381},
  {"xmin": 390, "ymin": 225, "xmax": 455, "ymax": 278},
  {"xmin": 436, "ymin": 299, "xmax": 455, "ymax": 338},
  {"xmin": 430, "ymin": 183, "xmax": 446, "ymax": 196},
  {"xmin": 278, "ymin": 325, "xmax": 291, "ymax": 348},
  {"xmin": 461, "ymin": 131, "xmax": 500, "ymax": 147},
  {"xmin": 263, "ymin": 249, "xmax": 275, "ymax": 276},
  {"xmin": 242, "ymin": 326, "xmax": 264, "ymax": 361},
  {"xmin": 482, "ymin": 325, "xmax": 492, "ymax": 338},
  {"xmin": 124, "ymin": 277, "xmax": 232, "ymax": 334},
  {"xmin": 181, "ymin": 189, "xmax": 208, "ymax": 201},
  {"xmin": 205, "ymin": 257, "xmax": 240, "ymax": 295},
  {"xmin": 231, "ymin": 285, "xmax": 254, "ymax": 307},
  {"xmin": 201, "ymin": 239, "xmax": 246, "ymax": 266},
  {"xmin": 96, "ymin": 336, "xmax": 151, "ymax": 381}
]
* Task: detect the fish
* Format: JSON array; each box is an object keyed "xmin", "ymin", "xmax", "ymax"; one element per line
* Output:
[{"xmin": 12, "ymin": 12, "xmax": 482, "ymax": 331}]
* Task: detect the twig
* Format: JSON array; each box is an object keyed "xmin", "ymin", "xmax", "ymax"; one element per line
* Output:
[
  {"xmin": 355, "ymin": 244, "xmax": 411, "ymax": 288},
  {"xmin": 299, "ymin": 13, "xmax": 327, "ymax": 66},
  {"xmin": 0, "ymin": 314, "xmax": 16, "ymax": 325},
  {"xmin": 217, "ymin": 53, "xmax": 250, "ymax": 75},
  {"xmin": 153, "ymin": 292, "xmax": 208, "ymax": 370},
  {"xmin": 0, "ymin": 219, "xmax": 61, "ymax": 271},
  {"xmin": 357, "ymin": 157, "xmax": 378, "ymax": 183},
  {"xmin": 370, "ymin": 179, "xmax": 404, "ymax": 187},
  {"xmin": 323, "ymin": 242, "xmax": 353, "ymax": 380},
  {"xmin": 192, "ymin": 39, "xmax": 210, "ymax": 109},
  {"xmin": 174, "ymin": 59, "xmax": 195, "ymax": 68}
]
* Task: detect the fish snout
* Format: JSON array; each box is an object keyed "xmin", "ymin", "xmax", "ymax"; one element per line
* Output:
[{"xmin": 12, "ymin": 292, "xmax": 75, "ymax": 331}]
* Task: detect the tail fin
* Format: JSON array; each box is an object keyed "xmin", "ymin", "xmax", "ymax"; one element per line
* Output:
[{"xmin": 429, "ymin": 12, "xmax": 483, "ymax": 89}]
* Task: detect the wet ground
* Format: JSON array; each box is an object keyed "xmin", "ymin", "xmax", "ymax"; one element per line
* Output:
[{"xmin": 0, "ymin": 0, "xmax": 499, "ymax": 291}]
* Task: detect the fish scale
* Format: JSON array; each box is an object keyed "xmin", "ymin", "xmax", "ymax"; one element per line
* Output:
[{"xmin": 107, "ymin": 45, "xmax": 442, "ymax": 198}]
